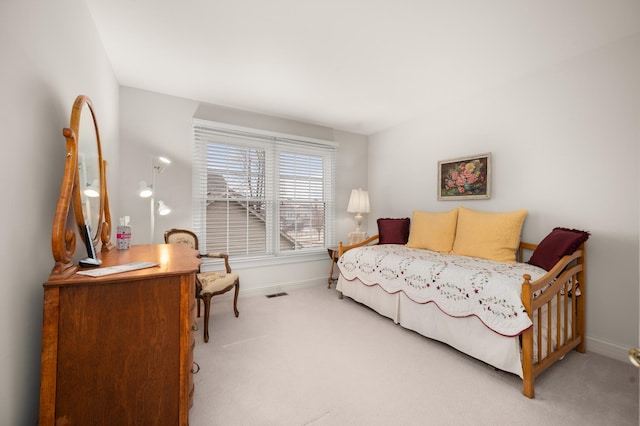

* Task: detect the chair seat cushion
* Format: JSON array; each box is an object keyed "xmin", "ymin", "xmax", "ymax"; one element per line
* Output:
[{"xmin": 197, "ymin": 271, "xmax": 239, "ymax": 294}]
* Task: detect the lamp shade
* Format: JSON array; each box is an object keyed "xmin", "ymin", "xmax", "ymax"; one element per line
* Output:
[
  {"xmin": 157, "ymin": 200, "xmax": 171, "ymax": 216},
  {"xmin": 138, "ymin": 180, "xmax": 153, "ymax": 198},
  {"xmin": 157, "ymin": 156, "xmax": 171, "ymax": 165},
  {"xmin": 83, "ymin": 179, "xmax": 100, "ymax": 198},
  {"xmin": 347, "ymin": 189, "xmax": 370, "ymax": 213},
  {"xmin": 153, "ymin": 155, "xmax": 172, "ymax": 173}
]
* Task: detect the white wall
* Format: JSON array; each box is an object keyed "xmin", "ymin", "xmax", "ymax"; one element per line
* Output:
[
  {"xmin": 368, "ymin": 34, "xmax": 640, "ymax": 361},
  {"xmin": 118, "ymin": 87, "xmax": 368, "ymax": 294},
  {"xmin": 0, "ymin": 0, "xmax": 119, "ymax": 424},
  {"xmin": 4, "ymin": 3, "xmax": 633, "ymax": 423}
]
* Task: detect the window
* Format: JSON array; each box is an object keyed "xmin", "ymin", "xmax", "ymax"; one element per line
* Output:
[{"xmin": 192, "ymin": 119, "xmax": 337, "ymax": 260}]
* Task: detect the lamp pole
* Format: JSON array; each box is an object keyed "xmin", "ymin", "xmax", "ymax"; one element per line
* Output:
[
  {"xmin": 149, "ymin": 157, "xmax": 160, "ymax": 244},
  {"xmin": 145, "ymin": 156, "xmax": 171, "ymax": 244},
  {"xmin": 150, "ymin": 159, "xmax": 156, "ymax": 243}
]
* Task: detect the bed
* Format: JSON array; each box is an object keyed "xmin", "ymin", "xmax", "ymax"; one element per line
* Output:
[{"xmin": 336, "ymin": 210, "xmax": 588, "ymax": 398}]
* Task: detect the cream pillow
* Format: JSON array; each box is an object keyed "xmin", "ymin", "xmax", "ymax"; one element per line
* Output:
[
  {"xmin": 451, "ymin": 207, "xmax": 527, "ymax": 263},
  {"xmin": 406, "ymin": 209, "xmax": 459, "ymax": 253}
]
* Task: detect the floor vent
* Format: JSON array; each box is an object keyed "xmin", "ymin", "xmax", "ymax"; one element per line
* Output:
[{"xmin": 266, "ymin": 292, "xmax": 288, "ymax": 298}]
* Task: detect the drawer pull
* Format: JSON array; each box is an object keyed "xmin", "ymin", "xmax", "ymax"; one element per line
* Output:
[
  {"xmin": 191, "ymin": 362, "xmax": 200, "ymax": 374},
  {"xmin": 192, "ymin": 323, "xmax": 199, "ymax": 331}
]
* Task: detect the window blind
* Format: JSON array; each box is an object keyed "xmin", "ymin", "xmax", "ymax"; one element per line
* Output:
[{"xmin": 193, "ymin": 119, "xmax": 336, "ymax": 258}]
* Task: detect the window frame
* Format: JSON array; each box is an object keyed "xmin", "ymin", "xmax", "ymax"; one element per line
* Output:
[{"xmin": 192, "ymin": 119, "xmax": 337, "ymax": 267}]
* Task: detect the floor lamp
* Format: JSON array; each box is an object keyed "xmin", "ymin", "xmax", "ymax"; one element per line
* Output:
[{"xmin": 139, "ymin": 156, "xmax": 172, "ymax": 243}]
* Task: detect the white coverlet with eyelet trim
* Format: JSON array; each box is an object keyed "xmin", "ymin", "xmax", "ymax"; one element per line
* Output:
[{"xmin": 338, "ymin": 244, "xmax": 547, "ymax": 337}]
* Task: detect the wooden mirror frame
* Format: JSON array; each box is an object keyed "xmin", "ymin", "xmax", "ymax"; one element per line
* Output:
[{"xmin": 50, "ymin": 95, "xmax": 113, "ymax": 279}]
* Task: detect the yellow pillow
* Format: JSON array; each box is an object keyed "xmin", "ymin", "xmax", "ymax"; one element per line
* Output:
[
  {"xmin": 406, "ymin": 209, "xmax": 459, "ymax": 252},
  {"xmin": 451, "ymin": 207, "xmax": 528, "ymax": 263}
]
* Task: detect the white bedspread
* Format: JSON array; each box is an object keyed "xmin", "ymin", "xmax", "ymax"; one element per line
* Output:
[{"xmin": 338, "ymin": 245, "xmax": 547, "ymax": 337}]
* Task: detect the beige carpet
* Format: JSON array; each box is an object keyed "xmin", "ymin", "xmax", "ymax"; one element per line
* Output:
[{"xmin": 190, "ymin": 284, "xmax": 638, "ymax": 425}]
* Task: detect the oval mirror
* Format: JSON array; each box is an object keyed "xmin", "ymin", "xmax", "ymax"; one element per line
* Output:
[
  {"xmin": 50, "ymin": 95, "xmax": 113, "ymax": 278},
  {"xmin": 70, "ymin": 96, "xmax": 104, "ymax": 245}
]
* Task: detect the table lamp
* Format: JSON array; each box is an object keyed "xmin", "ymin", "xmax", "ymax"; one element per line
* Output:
[{"xmin": 347, "ymin": 188, "xmax": 370, "ymax": 244}]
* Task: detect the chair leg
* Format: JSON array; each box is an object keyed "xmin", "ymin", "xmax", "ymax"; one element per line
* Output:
[
  {"xmin": 202, "ymin": 293, "xmax": 212, "ymax": 343},
  {"xmin": 195, "ymin": 281, "xmax": 202, "ymax": 317},
  {"xmin": 233, "ymin": 281, "xmax": 240, "ymax": 317}
]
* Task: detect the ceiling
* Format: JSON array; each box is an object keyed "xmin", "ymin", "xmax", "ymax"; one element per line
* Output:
[{"xmin": 84, "ymin": 0, "xmax": 639, "ymax": 135}]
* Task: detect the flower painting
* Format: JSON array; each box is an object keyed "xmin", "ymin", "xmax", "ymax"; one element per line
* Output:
[{"xmin": 438, "ymin": 153, "xmax": 491, "ymax": 200}]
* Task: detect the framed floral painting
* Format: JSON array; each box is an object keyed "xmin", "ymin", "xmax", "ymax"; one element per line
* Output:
[{"xmin": 438, "ymin": 153, "xmax": 491, "ymax": 200}]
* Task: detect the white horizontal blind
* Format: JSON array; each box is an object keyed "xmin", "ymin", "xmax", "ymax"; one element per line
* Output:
[
  {"xmin": 193, "ymin": 119, "xmax": 336, "ymax": 258},
  {"xmin": 278, "ymin": 147, "xmax": 327, "ymax": 251}
]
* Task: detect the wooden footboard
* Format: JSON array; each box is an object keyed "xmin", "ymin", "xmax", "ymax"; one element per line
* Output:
[{"xmin": 519, "ymin": 242, "xmax": 586, "ymax": 398}]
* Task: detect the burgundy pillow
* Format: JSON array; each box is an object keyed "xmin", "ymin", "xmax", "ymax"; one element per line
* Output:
[
  {"xmin": 377, "ymin": 218, "xmax": 411, "ymax": 245},
  {"xmin": 528, "ymin": 227, "xmax": 590, "ymax": 271}
]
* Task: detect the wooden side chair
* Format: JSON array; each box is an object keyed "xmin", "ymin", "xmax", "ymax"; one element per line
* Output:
[{"xmin": 164, "ymin": 228, "xmax": 240, "ymax": 343}]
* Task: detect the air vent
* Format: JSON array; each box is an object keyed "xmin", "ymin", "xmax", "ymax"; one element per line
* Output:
[{"xmin": 266, "ymin": 292, "xmax": 288, "ymax": 298}]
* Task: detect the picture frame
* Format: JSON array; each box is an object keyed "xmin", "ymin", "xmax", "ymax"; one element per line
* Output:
[{"xmin": 438, "ymin": 153, "xmax": 491, "ymax": 200}]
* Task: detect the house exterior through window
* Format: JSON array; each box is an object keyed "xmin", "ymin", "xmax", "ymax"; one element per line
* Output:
[{"xmin": 192, "ymin": 119, "xmax": 337, "ymax": 260}]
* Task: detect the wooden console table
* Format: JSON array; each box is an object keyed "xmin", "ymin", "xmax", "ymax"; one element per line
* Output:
[{"xmin": 39, "ymin": 244, "xmax": 200, "ymax": 425}]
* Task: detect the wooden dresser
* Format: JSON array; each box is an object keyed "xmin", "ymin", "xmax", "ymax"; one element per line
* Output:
[{"xmin": 39, "ymin": 244, "xmax": 200, "ymax": 425}]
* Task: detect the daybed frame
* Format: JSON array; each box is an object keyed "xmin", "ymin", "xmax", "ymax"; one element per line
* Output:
[{"xmin": 337, "ymin": 235, "xmax": 586, "ymax": 398}]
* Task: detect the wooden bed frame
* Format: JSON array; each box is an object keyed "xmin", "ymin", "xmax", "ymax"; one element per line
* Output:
[
  {"xmin": 338, "ymin": 236, "xmax": 586, "ymax": 398},
  {"xmin": 519, "ymin": 241, "xmax": 586, "ymax": 398}
]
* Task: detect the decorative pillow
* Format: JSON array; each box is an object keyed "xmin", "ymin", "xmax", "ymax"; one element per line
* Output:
[
  {"xmin": 377, "ymin": 218, "xmax": 411, "ymax": 244},
  {"xmin": 451, "ymin": 207, "xmax": 527, "ymax": 263},
  {"xmin": 406, "ymin": 209, "xmax": 459, "ymax": 252},
  {"xmin": 527, "ymin": 227, "xmax": 590, "ymax": 271}
]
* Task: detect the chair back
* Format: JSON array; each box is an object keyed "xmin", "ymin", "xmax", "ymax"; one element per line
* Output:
[{"xmin": 164, "ymin": 228, "xmax": 199, "ymax": 250}]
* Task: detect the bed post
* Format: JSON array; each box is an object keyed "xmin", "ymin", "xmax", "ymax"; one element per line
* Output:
[
  {"xmin": 337, "ymin": 241, "xmax": 345, "ymax": 299},
  {"xmin": 521, "ymin": 273, "xmax": 535, "ymax": 398},
  {"xmin": 576, "ymin": 244, "xmax": 587, "ymax": 353}
]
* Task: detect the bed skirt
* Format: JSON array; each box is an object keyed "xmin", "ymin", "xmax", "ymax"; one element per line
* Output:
[{"xmin": 337, "ymin": 275, "xmax": 524, "ymax": 378}]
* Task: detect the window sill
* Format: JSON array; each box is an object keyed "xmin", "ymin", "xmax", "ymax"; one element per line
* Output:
[{"xmin": 200, "ymin": 250, "xmax": 328, "ymax": 270}]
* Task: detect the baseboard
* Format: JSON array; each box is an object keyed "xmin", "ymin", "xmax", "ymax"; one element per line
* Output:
[
  {"xmin": 213, "ymin": 278, "xmax": 327, "ymax": 300},
  {"xmin": 586, "ymin": 336, "xmax": 633, "ymax": 364}
]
